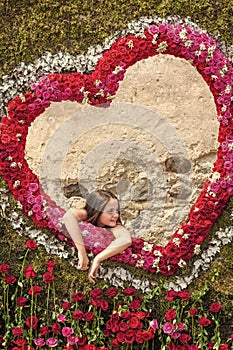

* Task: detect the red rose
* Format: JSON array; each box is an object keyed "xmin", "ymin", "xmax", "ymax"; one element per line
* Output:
[
  {"xmin": 77, "ymin": 334, "xmax": 87, "ymax": 345},
  {"xmin": 26, "ymin": 239, "xmax": 37, "ymax": 250},
  {"xmin": 135, "ymin": 311, "xmax": 148, "ymax": 319},
  {"xmin": 39, "ymin": 325, "xmax": 50, "ymax": 335},
  {"xmin": 123, "ymin": 287, "xmax": 136, "ymax": 296},
  {"xmin": 72, "ymin": 292, "xmax": 85, "ymax": 302},
  {"xmin": 24, "ymin": 265, "xmax": 36, "ymax": 279},
  {"xmin": 100, "ymin": 299, "xmax": 109, "ymax": 311},
  {"xmin": 135, "ymin": 329, "xmax": 144, "ymax": 344},
  {"xmin": 13, "ymin": 338, "xmax": 27, "ymax": 346},
  {"xmin": 198, "ymin": 316, "xmax": 211, "ymax": 327},
  {"xmin": 128, "ymin": 316, "xmax": 141, "ymax": 329},
  {"xmin": 84, "ymin": 311, "xmax": 94, "ymax": 322},
  {"xmin": 125, "ymin": 329, "xmax": 135, "ymax": 344},
  {"xmin": 28, "ymin": 285, "xmax": 42, "ymax": 296},
  {"xmin": 72, "ymin": 310, "xmax": 84, "ymax": 320},
  {"xmin": 209, "ymin": 302, "xmax": 222, "ymax": 313},
  {"xmin": 168, "ymin": 342, "xmax": 177, "ymax": 350},
  {"xmin": 110, "ymin": 339, "xmax": 120, "ymax": 348},
  {"xmin": 179, "ymin": 333, "xmax": 192, "ymax": 343},
  {"xmin": 165, "ymin": 309, "xmax": 177, "ymax": 321},
  {"xmin": 12, "ymin": 327, "xmax": 24, "ymax": 336},
  {"xmin": 89, "ymin": 288, "xmax": 103, "ymax": 299},
  {"xmin": 178, "ymin": 291, "xmax": 191, "ymax": 301},
  {"xmin": 121, "ymin": 310, "xmax": 131, "ymax": 320},
  {"xmin": 62, "ymin": 301, "xmax": 71, "ymax": 310},
  {"xmin": 166, "ymin": 290, "xmax": 178, "ymax": 301},
  {"xmin": 116, "ymin": 331, "xmax": 125, "ymax": 343},
  {"xmin": 16, "ymin": 297, "xmax": 27, "ymax": 307},
  {"xmin": 208, "ymin": 341, "xmax": 215, "ymax": 349},
  {"xmin": 4, "ymin": 274, "xmax": 16, "ymax": 284},
  {"xmin": 219, "ymin": 344, "xmax": 229, "ymax": 350},
  {"xmin": 91, "ymin": 298, "xmax": 101, "ymax": 307},
  {"xmin": 26, "ymin": 316, "xmax": 38, "ymax": 329},
  {"xmin": 129, "ymin": 296, "xmax": 143, "ymax": 310},
  {"xmin": 189, "ymin": 307, "xmax": 198, "ymax": 316},
  {"xmin": 46, "ymin": 260, "xmax": 56, "ymax": 272},
  {"xmin": 43, "ymin": 272, "xmax": 55, "ymax": 284},
  {"xmin": 51, "ymin": 323, "xmax": 61, "ymax": 334},
  {"xmin": 0, "ymin": 264, "xmax": 10, "ymax": 273},
  {"xmin": 119, "ymin": 321, "xmax": 128, "ymax": 332},
  {"xmin": 105, "ymin": 287, "xmax": 118, "ymax": 297}
]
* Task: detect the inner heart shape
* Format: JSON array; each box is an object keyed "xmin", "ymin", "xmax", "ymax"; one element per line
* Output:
[{"xmin": 1, "ymin": 23, "xmax": 233, "ymax": 276}]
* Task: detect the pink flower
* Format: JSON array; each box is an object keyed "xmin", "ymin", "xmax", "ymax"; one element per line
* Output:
[
  {"xmin": 57, "ymin": 314, "xmax": 66, "ymax": 322},
  {"xmin": 46, "ymin": 337, "xmax": 58, "ymax": 347},
  {"xmin": 34, "ymin": 338, "xmax": 45, "ymax": 347},
  {"xmin": 67, "ymin": 335, "xmax": 79, "ymax": 345},
  {"xmin": 150, "ymin": 319, "xmax": 159, "ymax": 330},
  {"xmin": 162, "ymin": 322, "xmax": 176, "ymax": 334},
  {"xmin": 62, "ymin": 327, "xmax": 74, "ymax": 337}
]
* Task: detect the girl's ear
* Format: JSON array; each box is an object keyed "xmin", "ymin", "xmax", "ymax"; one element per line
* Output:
[{"xmin": 66, "ymin": 196, "xmax": 86, "ymax": 209}]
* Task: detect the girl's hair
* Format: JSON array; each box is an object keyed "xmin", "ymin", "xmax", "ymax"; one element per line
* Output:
[{"xmin": 85, "ymin": 189, "xmax": 122, "ymax": 227}]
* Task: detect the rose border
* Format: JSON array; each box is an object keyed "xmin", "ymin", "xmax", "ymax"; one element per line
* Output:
[{"xmin": 1, "ymin": 20, "xmax": 233, "ymax": 276}]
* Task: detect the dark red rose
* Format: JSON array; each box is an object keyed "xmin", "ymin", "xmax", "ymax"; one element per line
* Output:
[
  {"xmin": 105, "ymin": 287, "xmax": 118, "ymax": 297},
  {"xmin": 26, "ymin": 316, "xmax": 38, "ymax": 329},
  {"xmin": 91, "ymin": 298, "xmax": 101, "ymax": 307},
  {"xmin": 198, "ymin": 316, "xmax": 211, "ymax": 327},
  {"xmin": 135, "ymin": 311, "xmax": 148, "ymax": 319},
  {"xmin": 168, "ymin": 342, "xmax": 177, "ymax": 350},
  {"xmin": 0, "ymin": 264, "xmax": 10, "ymax": 273},
  {"xmin": 100, "ymin": 300, "xmax": 109, "ymax": 311},
  {"xmin": 116, "ymin": 331, "xmax": 125, "ymax": 343},
  {"xmin": 51, "ymin": 323, "xmax": 61, "ymax": 334},
  {"xmin": 77, "ymin": 334, "xmax": 88, "ymax": 345},
  {"xmin": 24, "ymin": 265, "xmax": 36, "ymax": 279},
  {"xmin": 166, "ymin": 290, "xmax": 178, "ymax": 301},
  {"xmin": 46, "ymin": 260, "xmax": 56, "ymax": 272},
  {"xmin": 121, "ymin": 310, "xmax": 131, "ymax": 320},
  {"xmin": 119, "ymin": 321, "xmax": 128, "ymax": 332},
  {"xmin": 123, "ymin": 287, "xmax": 136, "ymax": 296},
  {"xmin": 39, "ymin": 325, "xmax": 50, "ymax": 335},
  {"xmin": 72, "ymin": 310, "xmax": 84, "ymax": 320},
  {"xmin": 209, "ymin": 302, "xmax": 222, "ymax": 313},
  {"xmin": 219, "ymin": 345, "xmax": 229, "ymax": 350},
  {"xmin": 12, "ymin": 327, "xmax": 24, "ymax": 336},
  {"xmin": 179, "ymin": 333, "xmax": 192, "ymax": 343},
  {"xmin": 110, "ymin": 339, "xmax": 120, "ymax": 348},
  {"xmin": 14, "ymin": 338, "xmax": 27, "ymax": 346},
  {"xmin": 178, "ymin": 290, "xmax": 191, "ymax": 301},
  {"xmin": 89, "ymin": 288, "xmax": 103, "ymax": 299},
  {"xmin": 72, "ymin": 292, "xmax": 85, "ymax": 302},
  {"xmin": 43, "ymin": 272, "xmax": 55, "ymax": 284},
  {"xmin": 135, "ymin": 329, "xmax": 144, "ymax": 344},
  {"xmin": 62, "ymin": 301, "xmax": 71, "ymax": 310},
  {"xmin": 129, "ymin": 296, "xmax": 143, "ymax": 311},
  {"xmin": 16, "ymin": 297, "xmax": 27, "ymax": 307},
  {"xmin": 125, "ymin": 329, "xmax": 135, "ymax": 344},
  {"xmin": 165, "ymin": 309, "xmax": 176, "ymax": 321},
  {"xmin": 207, "ymin": 341, "xmax": 214, "ymax": 349},
  {"xmin": 28, "ymin": 285, "xmax": 42, "ymax": 296},
  {"xmin": 4, "ymin": 274, "xmax": 16, "ymax": 284},
  {"xmin": 128, "ymin": 316, "xmax": 140, "ymax": 329},
  {"xmin": 189, "ymin": 307, "xmax": 198, "ymax": 316},
  {"xmin": 84, "ymin": 311, "xmax": 94, "ymax": 322},
  {"xmin": 26, "ymin": 239, "xmax": 37, "ymax": 250}
]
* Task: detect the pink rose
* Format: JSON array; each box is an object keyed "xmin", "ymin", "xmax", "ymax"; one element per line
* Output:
[{"xmin": 46, "ymin": 337, "xmax": 58, "ymax": 347}]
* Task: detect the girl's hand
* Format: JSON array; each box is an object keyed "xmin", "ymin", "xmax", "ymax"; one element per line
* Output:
[
  {"xmin": 77, "ymin": 250, "xmax": 89, "ymax": 270},
  {"xmin": 88, "ymin": 257, "xmax": 101, "ymax": 284}
]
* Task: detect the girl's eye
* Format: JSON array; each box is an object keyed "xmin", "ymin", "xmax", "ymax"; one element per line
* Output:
[{"xmin": 106, "ymin": 209, "xmax": 119, "ymax": 215}]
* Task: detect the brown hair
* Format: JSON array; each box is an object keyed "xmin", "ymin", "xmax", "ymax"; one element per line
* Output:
[{"xmin": 85, "ymin": 189, "xmax": 122, "ymax": 227}]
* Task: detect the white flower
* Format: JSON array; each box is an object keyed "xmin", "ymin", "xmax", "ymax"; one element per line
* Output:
[
  {"xmin": 178, "ymin": 259, "xmax": 186, "ymax": 267},
  {"xmin": 179, "ymin": 29, "xmax": 187, "ymax": 39},
  {"xmin": 199, "ymin": 43, "xmax": 206, "ymax": 50},
  {"xmin": 157, "ymin": 41, "xmax": 168, "ymax": 53},
  {"xmin": 194, "ymin": 245, "xmax": 201, "ymax": 255},
  {"xmin": 136, "ymin": 259, "xmax": 144, "ymax": 267},
  {"xmin": 173, "ymin": 237, "xmax": 180, "ymax": 246},
  {"xmin": 143, "ymin": 242, "xmax": 154, "ymax": 252}
]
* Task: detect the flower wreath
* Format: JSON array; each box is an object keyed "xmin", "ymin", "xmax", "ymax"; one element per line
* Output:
[{"xmin": 1, "ymin": 23, "xmax": 233, "ymax": 277}]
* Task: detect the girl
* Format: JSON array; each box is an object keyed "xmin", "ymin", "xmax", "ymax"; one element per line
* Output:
[{"xmin": 63, "ymin": 189, "xmax": 132, "ymax": 284}]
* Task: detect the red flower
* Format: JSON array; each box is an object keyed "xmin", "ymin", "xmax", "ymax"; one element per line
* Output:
[
  {"xmin": 4, "ymin": 274, "xmax": 16, "ymax": 284},
  {"xmin": 116, "ymin": 332, "xmax": 125, "ymax": 343},
  {"xmin": 209, "ymin": 302, "xmax": 222, "ymax": 313},
  {"xmin": 0, "ymin": 264, "xmax": 10, "ymax": 273},
  {"xmin": 125, "ymin": 329, "xmax": 135, "ymax": 344},
  {"xmin": 166, "ymin": 290, "xmax": 178, "ymax": 301},
  {"xmin": 39, "ymin": 325, "xmax": 50, "ymax": 335},
  {"xmin": 110, "ymin": 339, "xmax": 120, "ymax": 348},
  {"xmin": 219, "ymin": 345, "xmax": 229, "ymax": 350},
  {"xmin": 62, "ymin": 301, "xmax": 71, "ymax": 310},
  {"xmin": 129, "ymin": 296, "xmax": 143, "ymax": 310},
  {"xmin": 51, "ymin": 323, "xmax": 61, "ymax": 334},
  {"xmin": 72, "ymin": 310, "xmax": 84, "ymax": 320},
  {"xmin": 16, "ymin": 297, "xmax": 27, "ymax": 306},
  {"xmin": 178, "ymin": 290, "xmax": 191, "ymax": 301},
  {"xmin": 121, "ymin": 310, "xmax": 131, "ymax": 320},
  {"xmin": 165, "ymin": 309, "xmax": 177, "ymax": 321},
  {"xmin": 26, "ymin": 316, "xmax": 39, "ymax": 329},
  {"xmin": 135, "ymin": 311, "xmax": 148, "ymax": 319},
  {"xmin": 12, "ymin": 327, "xmax": 24, "ymax": 336},
  {"xmin": 198, "ymin": 316, "xmax": 211, "ymax": 327},
  {"xmin": 28, "ymin": 285, "xmax": 42, "ymax": 296},
  {"xmin": 100, "ymin": 299, "xmax": 109, "ymax": 311},
  {"xmin": 26, "ymin": 239, "xmax": 37, "ymax": 250},
  {"xmin": 43, "ymin": 272, "xmax": 55, "ymax": 284},
  {"xmin": 89, "ymin": 288, "xmax": 103, "ymax": 299},
  {"xmin": 189, "ymin": 307, "xmax": 198, "ymax": 316},
  {"xmin": 179, "ymin": 333, "xmax": 192, "ymax": 343},
  {"xmin": 119, "ymin": 321, "xmax": 128, "ymax": 332},
  {"xmin": 84, "ymin": 311, "xmax": 94, "ymax": 322},
  {"xmin": 105, "ymin": 287, "xmax": 118, "ymax": 297},
  {"xmin": 24, "ymin": 265, "xmax": 36, "ymax": 278},
  {"xmin": 72, "ymin": 292, "xmax": 85, "ymax": 302},
  {"xmin": 123, "ymin": 287, "xmax": 136, "ymax": 296},
  {"xmin": 14, "ymin": 338, "xmax": 27, "ymax": 346},
  {"xmin": 128, "ymin": 316, "xmax": 140, "ymax": 329},
  {"xmin": 46, "ymin": 260, "xmax": 56, "ymax": 272}
]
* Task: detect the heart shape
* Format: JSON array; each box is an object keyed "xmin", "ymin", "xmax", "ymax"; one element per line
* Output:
[{"xmin": 1, "ymin": 23, "xmax": 233, "ymax": 276}]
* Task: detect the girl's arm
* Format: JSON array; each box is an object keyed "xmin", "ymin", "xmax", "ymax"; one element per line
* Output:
[
  {"xmin": 63, "ymin": 208, "xmax": 89, "ymax": 270},
  {"xmin": 88, "ymin": 225, "xmax": 132, "ymax": 283}
]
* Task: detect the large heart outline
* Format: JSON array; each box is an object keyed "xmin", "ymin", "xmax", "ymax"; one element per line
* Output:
[{"xmin": 1, "ymin": 23, "xmax": 233, "ymax": 276}]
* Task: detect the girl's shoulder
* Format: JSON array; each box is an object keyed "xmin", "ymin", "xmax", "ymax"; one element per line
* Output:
[{"xmin": 71, "ymin": 208, "xmax": 88, "ymax": 221}]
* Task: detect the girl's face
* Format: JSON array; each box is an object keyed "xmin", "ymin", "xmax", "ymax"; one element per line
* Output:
[{"xmin": 97, "ymin": 198, "xmax": 120, "ymax": 228}]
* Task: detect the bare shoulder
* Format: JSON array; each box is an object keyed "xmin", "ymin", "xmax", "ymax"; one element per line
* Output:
[
  {"xmin": 111, "ymin": 224, "xmax": 131, "ymax": 237},
  {"xmin": 64, "ymin": 208, "xmax": 88, "ymax": 221}
]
